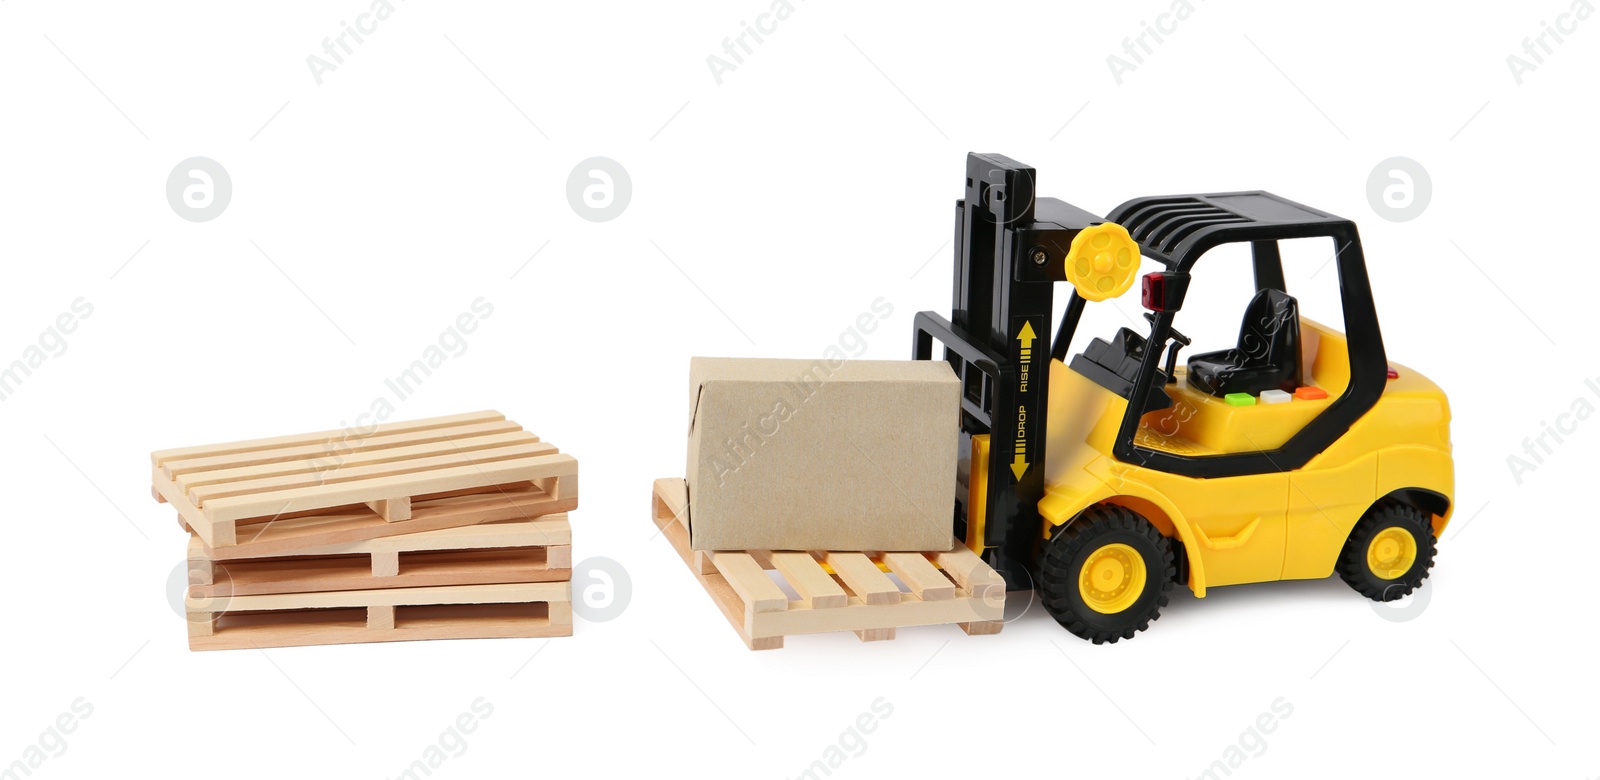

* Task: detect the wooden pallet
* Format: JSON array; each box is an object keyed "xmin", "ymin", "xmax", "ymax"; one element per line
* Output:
[
  {"xmin": 188, "ymin": 514, "xmax": 571, "ymax": 597},
  {"xmin": 151, "ymin": 411, "xmax": 577, "ymax": 552},
  {"xmin": 186, "ymin": 582, "xmax": 572, "ymax": 650},
  {"xmin": 650, "ymin": 478, "xmax": 1004, "ymax": 650}
]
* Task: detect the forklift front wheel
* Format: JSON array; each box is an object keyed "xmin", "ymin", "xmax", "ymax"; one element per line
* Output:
[{"xmin": 1038, "ymin": 504, "xmax": 1177, "ymax": 644}]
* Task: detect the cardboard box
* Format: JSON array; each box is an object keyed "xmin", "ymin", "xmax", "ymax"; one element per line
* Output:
[{"xmin": 686, "ymin": 357, "xmax": 959, "ymax": 552}]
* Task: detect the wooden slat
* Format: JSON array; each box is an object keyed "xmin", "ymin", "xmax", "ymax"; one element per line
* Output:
[
  {"xmin": 651, "ymin": 478, "xmax": 714, "ymax": 576},
  {"xmin": 162, "ymin": 420, "xmax": 524, "ymax": 479},
  {"xmin": 188, "ymin": 581, "xmax": 568, "ymax": 613},
  {"xmin": 192, "ymin": 545, "xmax": 570, "ymax": 597},
  {"xmin": 653, "ymin": 477, "xmax": 689, "ymax": 521},
  {"xmin": 933, "ymin": 544, "xmax": 1006, "ymax": 600},
  {"xmin": 154, "ymin": 471, "xmax": 216, "ymax": 545},
  {"xmin": 649, "ymin": 478, "xmax": 1006, "ymax": 650},
  {"xmin": 186, "ymin": 441, "xmax": 557, "ymax": 505},
  {"xmin": 770, "ymin": 553, "xmax": 847, "ymax": 609},
  {"xmin": 753, "ymin": 593, "xmax": 1001, "ymax": 639},
  {"xmin": 186, "ymin": 583, "xmax": 572, "ymax": 651},
  {"xmin": 193, "ymin": 606, "xmax": 568, "ymax": 651},
  {"xmin": 650, "ymin": 481, "xmax": 781, "ymax": 649},
  {"xmin": 203, "ymin": 453, "xmax": 576, "ymax": 523},
  {"xmin": 711, "ymin": 553, "xmax": 788, "ymax": 613},
  {"xmin": 825, "ymin": 553, "xmax": 899, "ymax": 606},
  {"xmin": 882, "ymin": 553, "xmax": 956, "ymax": 601},
  {"xmin": 214, "ymin": 483, "xmax": 576, "ymax": 556},
  {"xmin": 153, "ymin": 410, "xmax": 507, "ymax": 468},
  {"xmin": 175, "ymin": 430, "xmax": 539, "ymax": 490},
  {"xmin": 202, "ymin": 514, "xmax": 572, "ymax": 561}
]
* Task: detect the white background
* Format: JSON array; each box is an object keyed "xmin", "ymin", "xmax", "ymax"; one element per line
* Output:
[{"xmin": 2, "ymin": 1, "xmax": 1596, "ymax": 778}]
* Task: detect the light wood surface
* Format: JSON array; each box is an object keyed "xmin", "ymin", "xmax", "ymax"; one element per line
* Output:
[
  {"xmin": 185, "ymin": 581, "xmax": 572, "ymax": 650},
  {"xmin": 650, "ymin": 479, "xmax": 781, "ymax": 650},
  {"xmin": 651, "ymin": 478, "xmax": 1003, "ymax": 650},
  {"xmin": 711, "ymin": 552, "xmax": 788, "ymax": 614},
  {"xmin": 164, "ymin": 426, "xmax": 535, "ymax": 486},
  {"xmin": 201, "ymin": 453, "xmax": 575, "ymax": 524},
  {"xmin": 770, "ymin": 553, "xmax": 848, "ymax": 609},
  {"xmin": 150, "ymin": 411, "xmax": 577, "ymax": 551},
  {"xmin": 152, "ymin": 410, "xmax": 508, "ymax": 467},
  {"xmin": 187, "ymin": 515, "xmax": 573, "ymax": 597},
  {"xmin": 172, "ymin": 480, "xmax": 576, "ymax": 555},
  {"xmin": 196, "ymin": 513, "xmax": 571, "ymax": 561},
  {"xmin": 824, "ymin": 552, "xmax": 900, "ymax": 606},
  {"xmin": 883, "ymin": 552, "xmax": 957, "ymax": 601}
]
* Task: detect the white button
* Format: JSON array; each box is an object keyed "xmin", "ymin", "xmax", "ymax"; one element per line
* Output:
[{"xmin": 1261, "ymin": 389, "xmax": 1292, "ymax": 405}]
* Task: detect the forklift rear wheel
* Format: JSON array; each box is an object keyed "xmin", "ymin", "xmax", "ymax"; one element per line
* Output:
[
  {"xmin": 1038, "ymin": 504, "xmax": 1176, "ymax": 644},
  {"xmin": 1337, "ymin": 500, "xmax": 1437, "ymax": 601}
]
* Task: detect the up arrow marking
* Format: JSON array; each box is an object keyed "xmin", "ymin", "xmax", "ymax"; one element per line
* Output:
[{"xmin": 1016, "ymin": 321, "xmax": 1037, "ymax": 349}]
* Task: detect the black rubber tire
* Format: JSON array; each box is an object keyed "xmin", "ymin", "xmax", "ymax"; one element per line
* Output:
[
  {"xmin": 1337, "ymin": 500, "xmax": 1438, "ymax": 601},
  {"xmin": 1038, "ymin": 504, "xmax": 1177, "ymax": 644}
]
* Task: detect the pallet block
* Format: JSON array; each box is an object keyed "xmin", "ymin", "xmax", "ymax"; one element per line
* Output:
[
  {"xmin": 185, "ymin": 581, "xmax": 572, "ymax": 650},
  {"xmin": 188, "ymin": 514, "xmax": 572, "ymax": 597},
  {"xmin": 151, "ymin": 411, "xmax": 578, "ymax": 552},
  {"xmin": 650, "ymin": 478, "xmax": 1004, "ymax": 650}
]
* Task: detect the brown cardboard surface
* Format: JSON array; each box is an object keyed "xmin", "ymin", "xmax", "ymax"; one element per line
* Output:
[{"xmin": 686, "ymin": 357, "xmax": 959, "ymax": 552}]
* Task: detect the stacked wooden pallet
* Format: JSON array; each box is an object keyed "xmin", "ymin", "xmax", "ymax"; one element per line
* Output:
[
  {"xmin": 651, "ymin": 478, "xmax": 1005, "ymax": 650},
  {"xmin": 152, "ymin": 411, "xmax": 578, "ymax": 650}
]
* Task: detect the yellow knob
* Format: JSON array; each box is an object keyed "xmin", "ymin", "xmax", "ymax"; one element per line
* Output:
[{"xmin": 1065, "ymin": 223, "xmax": 1140, "ymax": 302}]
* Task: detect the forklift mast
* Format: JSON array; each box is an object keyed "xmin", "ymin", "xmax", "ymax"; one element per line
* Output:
[{"xmin": 913, "ymin": 153, "xmax": 1106, "ymax": 590}]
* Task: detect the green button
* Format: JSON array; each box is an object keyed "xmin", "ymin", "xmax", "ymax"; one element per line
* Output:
[{"xmin": 1224, "ymin": 392, "xmax": 1256, "ymax": 406}]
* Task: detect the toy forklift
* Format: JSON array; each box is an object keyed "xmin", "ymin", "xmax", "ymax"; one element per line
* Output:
[{"xmin": 914, "ymin": 153, "xmax": 1453, "ymax": 643}]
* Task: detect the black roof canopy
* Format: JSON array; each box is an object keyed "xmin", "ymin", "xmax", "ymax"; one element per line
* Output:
[
  {"xmin": 1100, "ymin": 189, "xmax": 1390, "ymax": 480},
  {"xmin": 1108, "ymin": 191, "xmax": 1357, "ymax": 271}
]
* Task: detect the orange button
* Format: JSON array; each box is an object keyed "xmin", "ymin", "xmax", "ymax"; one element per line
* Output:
[{"xmin": 1294, "ymin": 386, "xmax": 1328, "ymax": 400}]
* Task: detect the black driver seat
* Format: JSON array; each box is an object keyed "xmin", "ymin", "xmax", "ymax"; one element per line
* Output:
[{"xmin": 1187, "ymin": 288, "xmax": 1302, "ymax": 397}]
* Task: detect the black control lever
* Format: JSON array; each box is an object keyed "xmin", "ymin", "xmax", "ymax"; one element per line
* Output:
[{"xmin": 1145, "ymin": 312, "xmax": 1191, "ymax": 384}]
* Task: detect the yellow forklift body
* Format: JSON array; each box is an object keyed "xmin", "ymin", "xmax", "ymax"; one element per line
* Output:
[{"xmin": 1015, "ymin": 320, "xmax": 1453, "ymax": 597}]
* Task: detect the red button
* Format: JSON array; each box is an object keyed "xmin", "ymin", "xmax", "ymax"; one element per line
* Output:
[{"xmin": 1294, "ymin": 386, "xmax": 1328, "ymax": 400}]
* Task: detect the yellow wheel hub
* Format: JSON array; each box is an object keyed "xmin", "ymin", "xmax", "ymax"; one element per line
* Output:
[
  {"xmin": 1078, "ymin": 543, "xmax": 1147, "ymax": 614},
  {"xmin": 1065, "ymin": 222, "xmax": 1140, "ymax": 302},
  {"xmin": 1366, "ymin": 527, "xmax": 1418, "ymax": 580}
]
